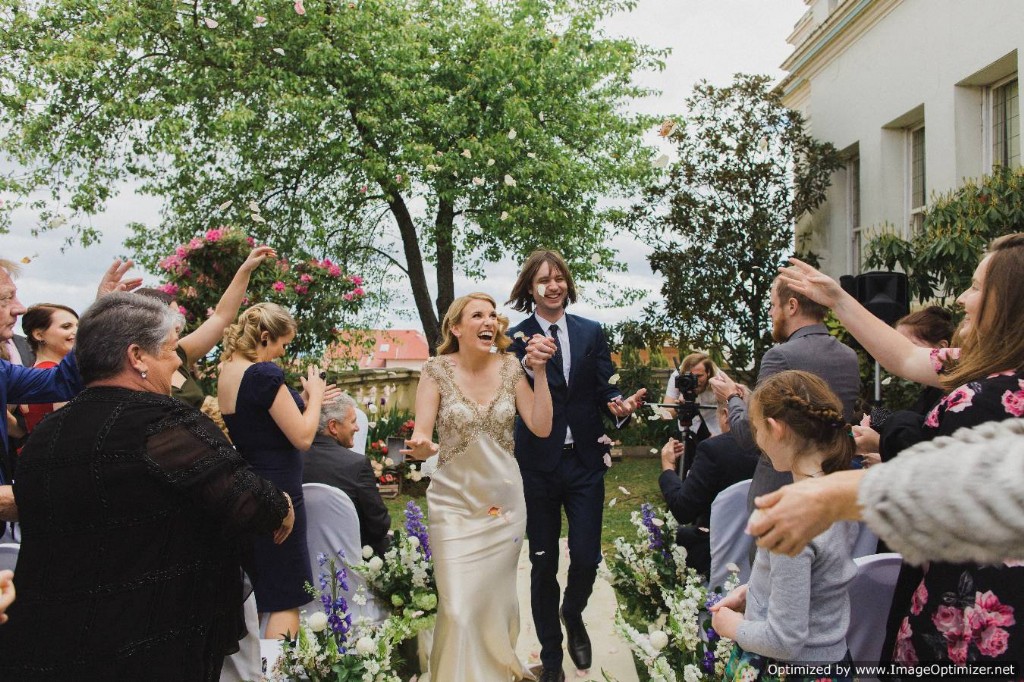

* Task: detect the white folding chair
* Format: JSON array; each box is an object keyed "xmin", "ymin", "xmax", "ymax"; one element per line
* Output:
[
  {"xmin": 850, "ymin": 521, "xmax": 880, "ymax": 559},
  {"xmin": 301, "ymin": 483, "xmax": 387, "ymax": 625},
  {"xmin": 352, "ymin": 408, "xmax": 369, "ymax": 455},
  {"xmin": 0, "ymin": 543, "xmax": 19, "ymax": 572},
  {"xmin": 847, "ymin": 553, "xmax": 902, "ymax": 666},
  {"xmin": 709, "ymin": 479, "xmax": 754, "ymax": 590}
]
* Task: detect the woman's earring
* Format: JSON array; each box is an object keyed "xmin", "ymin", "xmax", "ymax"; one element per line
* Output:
[{"xmin": 140, "ymin": 370, "xmax": 148, "ymax": 380}]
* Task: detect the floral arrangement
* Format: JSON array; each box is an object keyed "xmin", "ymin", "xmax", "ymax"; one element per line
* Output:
[
  {"xmin": 154, "ymin": 227, "xmax": 367, "ymax": 364},
  {"xmin": 272, "ymin": 552, "xmax": 402, "ymax": 682},
  {"xmin": 364, "ymin": 410, "xmax": 420, "ymax": 482},
  {"xmin": 351, "ymin": 502, "xmax": 437, "ymax": 636},
  {"xmin": 603, "ymin": 504, "xmax": 737, "ymax": 682}
]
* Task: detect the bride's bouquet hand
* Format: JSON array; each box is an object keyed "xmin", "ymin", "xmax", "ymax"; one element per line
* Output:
[{"xmin": 402, "ymin": 436, "xmax": 439, "ymax": 461}]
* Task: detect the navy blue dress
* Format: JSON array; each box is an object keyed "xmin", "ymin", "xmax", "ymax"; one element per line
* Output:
[{"xmin": 223, "ymin": 362, "xmax": 312, "ymax": 612}]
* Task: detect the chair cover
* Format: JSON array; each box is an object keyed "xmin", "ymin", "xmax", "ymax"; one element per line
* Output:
[
  {"xmin": 850, "ymin": 521, "xmax": 880, "ymax": 559},
  {"xmin": 301, "ymin": 483, "xmax": 387, "ymax": 625},
  {"xmin": 847, "ymin": 553, "xmax": 903, "ymax": 665},
  {"xmin": 0, "ymin": 543, "xmax": 18, "ymax": 573},
  {"xmin": 220, "ymin": 591, "xmax": 261, "ymax": 682},
  {"xmin": 709, "ymin": 479, "xmax": 754, "ymax": 590},
  {"xmin": 352, "ymin": 408, "xmax": 369, "ymax": 455}
]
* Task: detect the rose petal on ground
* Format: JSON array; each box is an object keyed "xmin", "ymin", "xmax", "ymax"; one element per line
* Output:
[
  {"xmin": 251, "ymin": 214, "xmax": 266, "ymax": 223},
  {"xmin": 618, "ymin": 486, "xmax": 630, "ymax": 496},
  {"xmin": 218, "ymin": 200, "xmax": 233, "ymax": 210},
  {"xmin": 272, "ymin": 48, "xmax": 285, "ymax": 56},
  {"xmin": 608, "ymin": 497, "xmax": 617, "ymax": 507}
]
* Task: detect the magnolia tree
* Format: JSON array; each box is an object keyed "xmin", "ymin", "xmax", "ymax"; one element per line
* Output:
[
  {"xmin": 0, "ymin": 0, "xmax": 665, "ymax": 349},
  {"xmin": 629, "ymin": 74, "xmax": 841, "ymax": 377}
]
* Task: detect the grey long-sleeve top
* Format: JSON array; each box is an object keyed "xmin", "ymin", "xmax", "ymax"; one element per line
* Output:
[
  {"xmin": 860, "ymin": 417, "xmax": 1024, "ymax": 566},
  {"xmin": 735, "ymin": 520, "xmax": 858, "ymax": 662}
]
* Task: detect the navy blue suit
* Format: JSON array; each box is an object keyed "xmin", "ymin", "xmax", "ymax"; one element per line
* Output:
[{"xmin": 509, "ymin": 313, "xmax": 620, "ymax": 671}]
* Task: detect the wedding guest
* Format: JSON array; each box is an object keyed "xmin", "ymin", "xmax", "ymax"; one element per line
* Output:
[
  {"xmin": 18, "ymin": 304, "xmax": 78, "ymax": 434},
  {"xmin": 302, "ymin": 393, "xmax": 391, "ymax": 557},
  {"xmin": 137, "ymin": 245, "xmax": 276, "ymax": 408},
  {"xmin": 662, "ymin": 352, "xmax": 723, "ymax": 440},
  {"xmin": 218, "ymin": 303, "xmax": 328, "ymax": 639},
  {"xmin": 776, "ymin": 233, "xmax": 1024, "ymax": 667},
  {"xmin": 0, "ymin": 257, "xmax": 141, "ymax": 519},
  {"xmin": 0, "ymin": 292, "xmax": 293, "ymax": 680}
]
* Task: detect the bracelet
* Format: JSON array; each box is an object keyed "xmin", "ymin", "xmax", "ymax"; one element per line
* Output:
[{"xmin": 727, "ymin": 392, "xmax": 743, "ymax": 402}]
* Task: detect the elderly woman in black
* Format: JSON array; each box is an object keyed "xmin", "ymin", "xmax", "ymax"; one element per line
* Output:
[{"xmin": 0, "ymin": 292, "xmax": 294, "ymax": 681}]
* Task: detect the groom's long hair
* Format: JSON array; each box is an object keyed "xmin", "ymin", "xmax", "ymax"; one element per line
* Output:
[{"xmin": 506, "ymin": 249, "xmax": 578, "ymax": 314}]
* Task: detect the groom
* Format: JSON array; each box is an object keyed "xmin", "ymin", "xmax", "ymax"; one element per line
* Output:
[{"xmin": 507, "ymin": 250, "xmax": 645, "ymax": 681}]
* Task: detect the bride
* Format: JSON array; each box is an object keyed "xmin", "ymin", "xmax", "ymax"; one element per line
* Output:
[{"xmin": 405, "ymin": 292, "xmax": 554, "ymax": 681}]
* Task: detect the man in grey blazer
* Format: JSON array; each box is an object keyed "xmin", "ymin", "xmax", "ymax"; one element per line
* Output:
[{"xmin": 711, "ymin": 275, "xmax": 860, "ymax": 505}]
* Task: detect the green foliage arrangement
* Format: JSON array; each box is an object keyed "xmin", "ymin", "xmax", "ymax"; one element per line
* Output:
[{"xmin": 629, "ymin": 74, "xmax": 842, "ymax": 377}]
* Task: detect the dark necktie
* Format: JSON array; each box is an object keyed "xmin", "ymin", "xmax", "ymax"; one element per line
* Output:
[{"xmin": 549, "ymin": 324, "xmax": 565, "ymax": 378}]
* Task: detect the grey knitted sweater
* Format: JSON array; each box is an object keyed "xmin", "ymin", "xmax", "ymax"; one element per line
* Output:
[
  {"xmin": 860, "ymin": 417, "xmax": 1024, "ymax": 566},
  {"xmin": 735, "ymin": 520, "xmax": 858, "ymax": 662}
]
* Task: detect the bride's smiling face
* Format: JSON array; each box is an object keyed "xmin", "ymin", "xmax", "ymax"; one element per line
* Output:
[{"xmin": 452, "ymin": 299, "xmax": 498, "ymax": 353}]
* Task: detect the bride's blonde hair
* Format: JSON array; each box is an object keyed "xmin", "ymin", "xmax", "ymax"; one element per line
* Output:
[
  {"xmin": 221, "ymin": 302, "xmax": 297, "ymax": 361},
  {"xmin": 437, "ymin": 293, "xmax": 510, "ymax": 355}
]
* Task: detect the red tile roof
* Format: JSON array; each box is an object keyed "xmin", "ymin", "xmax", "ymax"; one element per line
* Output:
[{"xmin": 326, "ymin": 329, "xmax": 430, "ymax": 368}]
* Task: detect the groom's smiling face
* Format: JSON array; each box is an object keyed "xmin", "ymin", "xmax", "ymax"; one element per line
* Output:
[{"xmin": 531, "ymin": 261, "xmax": 568, "ymax": 320}]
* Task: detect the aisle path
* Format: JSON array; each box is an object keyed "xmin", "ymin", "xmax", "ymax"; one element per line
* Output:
[{"xmin": 515, "ymin": 538, "xmax": 639, "ymax": 682}]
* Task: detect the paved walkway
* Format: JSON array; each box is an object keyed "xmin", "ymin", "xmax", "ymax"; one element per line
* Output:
[{"xmin": 515, "ymin": 538, "xmax": 639, "ymax": 682}]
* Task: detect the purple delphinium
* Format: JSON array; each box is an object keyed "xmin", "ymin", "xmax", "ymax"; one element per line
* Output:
[
  {"xmin": 640, "ymin": 503, "xmax": 668, "ymax": 558},
  {"xmin": 702, "ymin": 649, "xmax": 716, "ymax": 673},
  {"xmin": 705, "ymin": 593, "xmax": 723, "ymax": 611},
  {"xmin": 317, "ymin": 550, "xmax": 353, "ymax": 648},
  {"xmin": 405, "ymin": 501, "xmax": 431, "ymax": 560}
]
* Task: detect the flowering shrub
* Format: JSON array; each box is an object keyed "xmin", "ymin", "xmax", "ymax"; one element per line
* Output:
[
  {"xmin": 603, "ymin": 505, "xmax": 737, "ymax": 682},
  {"xmin": 351, "ymin": 502, "xmax": 437, "ymax": 635},
  {"xmin": 272, "ymin": 552, "xmax": 401, "ymax": 682},
  {"xmin": 155, "ymin": 227, "xmax": 367, "ymax": 364}
]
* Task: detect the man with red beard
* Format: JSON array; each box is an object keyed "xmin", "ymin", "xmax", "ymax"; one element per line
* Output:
[{"xmin": 710, "ymin": 276, "xmax": 860, "ymax": 509}]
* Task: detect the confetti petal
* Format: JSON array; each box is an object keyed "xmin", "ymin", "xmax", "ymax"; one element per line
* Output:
[
  {"xmin": 500, "ymin": 211, "xmax": 509, "ymax": 221},
  {"xmin": 486, "ymin": 158, "xmax": 495, "ymax": 166},
  {"xmin": 618, "ymin": 486, "xmax": 631, "ymax": 496},
  {"xmin": 272, "ymin": 47, "xmax": 285, "ymax": 56},
  {"xmin": 461, "ymin": 149, "xmax": 472, "ymax": 158},
  {"xmin": 508, "ymin": 128, "xmax": 517, "ymax": 140},
  {"xmin": 487, "ymin": 506, "xmax": 501, "ymax": 516},
  {"xmin": 426, "ymin": 164, "xmax": 440, "ymax": 172},
  {"xmin": 248, "ymin": 201, "xmax": 261, "ymax": 213},
  {"xmin": 472, "ymin": 176, "xmax": 484, "ymax": 186},
  {"xmin": 533, "ymin": 551, "xmax": 545, "ymax": 557},
  {"xmin": 218, "ymin": 200, "xmax": 233, "ymax": 211},
  {"xmin": 608, "ymin": 373, "xmax": 620, "ymax": 385},
  {"xmin": 250, "ymin": 213, "xmax": 266, "ymax": 223},
  {"xmin": 539, "ymin": 112, "xmax": 545, "ymax": 122},
  {"xmin": 653, "ymin": 153, "xmax": 670, "ymax": 169},
  {"xmin": 590, "ymin": 253, "xmax": 601, "ymax": 265},
  {"xmin": 503, "ymin": 174, "xmax": 517, "ymax": 187},
  {"xmin": 526, "ymin": 152, "xmax": 536, "ymax": 159},
  {"xmin": 204, "ymin": 17, "xmax": 219, "ymax": 28},
  {"xmin": 253, "ymin": 16, "xmax": 268, "ymax": 28},
  {"xmin": 513, "ymin": 331, "xmax": 526, "ymax": 340},
  {"xmin": 20, "ymin": 256, "xmax": 31, "ymax": 264},
  {"xmin": 651, "ymin": 517, "xmax": 664, "ymax": 527},
  {"xmin": 537, "ymin": 283, "xmax": 547, "ymax": 297},
  {"xmin": 608, "ymin": 497, "xmax": 617, "ymax": 507},
  {"xmin": 658, "ymin": 118, "xmax": 677, "ymax": 137},
  {"xmin": 294, "ymin": 0, "xmax": 306, "ymax": 15}
]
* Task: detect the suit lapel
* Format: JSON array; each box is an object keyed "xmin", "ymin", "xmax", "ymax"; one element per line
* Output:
[{"xmin": 566, "ymin": 315, "xmax": 584, "ymax": 393}]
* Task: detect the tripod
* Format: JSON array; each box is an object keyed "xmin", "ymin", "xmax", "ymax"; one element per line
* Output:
[{"xmin": 651, "ymin": 401, "xmax": 718, "ymax": 478}]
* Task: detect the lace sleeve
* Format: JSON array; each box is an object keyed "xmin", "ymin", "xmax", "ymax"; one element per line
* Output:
[{"xmin": 144, "ymin": 414, "xmax": 288, "ymax": 539}]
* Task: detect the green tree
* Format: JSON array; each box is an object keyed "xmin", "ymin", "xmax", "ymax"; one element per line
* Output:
[
  {"xmin": 0, "ymin": 0, "xmax": 663, "ymax": 349},
  {"xmin": 628, "ymin": 74, "xmax": 841, "ymax": 378},
  {"xmin": 865, "ymin": 165, "xmax": 1024, "ymax": 304}
]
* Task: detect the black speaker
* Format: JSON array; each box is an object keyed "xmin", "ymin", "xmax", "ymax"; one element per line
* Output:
[{"xmin": 854, "ymin": 271, "xmax": 909, "ymax": 326}]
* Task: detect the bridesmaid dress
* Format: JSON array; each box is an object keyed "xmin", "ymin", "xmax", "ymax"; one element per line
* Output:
[{"xmin": 423, "ymin": 354, "xmax": 535, "ymax": 682}]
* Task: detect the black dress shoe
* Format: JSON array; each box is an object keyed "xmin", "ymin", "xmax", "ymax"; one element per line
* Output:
[
  {"xmin": 537, "ymin": 667, "xmax": 566, "ymax": 682},
  {"xmin": 560, "ymin": 607, "xmax": 592, "ymax": 670}
]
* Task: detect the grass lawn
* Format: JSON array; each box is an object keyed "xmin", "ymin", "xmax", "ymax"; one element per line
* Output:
[{"xmin": 383, "ymin": 456, "xmax": 665, "ymax": 555}]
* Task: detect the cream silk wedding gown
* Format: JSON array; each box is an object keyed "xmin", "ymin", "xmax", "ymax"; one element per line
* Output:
[{"xmin": 423, "ymin": 354, "xmax": 535, "ymax": 682}]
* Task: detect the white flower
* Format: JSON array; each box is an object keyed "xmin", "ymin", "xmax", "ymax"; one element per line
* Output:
[
  {"xmin": 487, "ymin": 158, "xmax": 495, "ymax": 166},
  {"xmin": 362, "ymin": 545, "xmax": 374, "ymax": 559},
  {"xmin": 383, "ymin": 457, "xmax": 394, "ymax": 467},
  {"xmin": 507, "ymin": 128, "xmax": 517, "ymax": 140},
  {"xmin": 307, "ymin": 611, "xmax": 328, "ymax": 632},
  {"xmin": 461, "ymin": 149, "xmax": 472, "ymax": 158},
  {"xmin": 368, "ymin": 403, "xmax": 379, "ymax": 414},
  {"xmin": 539, "ymin": 112, "xmax": 545, "ymax": 122},
  {"xmin": 366, "ymin": 556, "xmax": 384, "ymax": 573},
  {"xmin": 355, "ymin": 636, "xmax": 375, "ymax": 655},
  {"xmin": 500, "ymin": 211, "xmax": 509, "ymax": 221},
  {"xmin": 649, "ymin": 630, "xmax": 668, "ymax": 650},
  {"xmin": 590, "ymin": 253, "xmax": 601, "ymax": 265},
  {"xmin": 526, "ymin": 152, "xmax": 536, "ymax": 159},
  {"xmin": 504, "ymin": 174, "xmax": 517, "ymax": 187},
  {"xmin": 683, "ymin": 664, "xmax": 702, "ymax": 682},
  {"xmin": 408, "ymin": 535, "xmax": 420, "ymax": 548},
  {"xmin": 426, "ymin": 164, "xmax": 441, "ymax": 172}
]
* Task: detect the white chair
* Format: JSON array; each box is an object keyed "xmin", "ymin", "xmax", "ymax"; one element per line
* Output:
[
  {"xmin": 851, "ymin": 521, "xmax": 880, "ymax": 559},
  {"xmin": 301, "ymin": 483, "xmax": 387, "ymax": 625},
  {"xmin": 846, "ymin": 553, "xmax": 902, "ymax": 666},
  {"xmin": 352, "ymin": 408, "xmax": 369, "ymax": 455},
  {"xmin": 259, "ymin": 638, "xmax": 284, "ymax": 677},
  {"xmin": 419, "ymin": 454, "xmax": 439, "ymax": 479},
  {"xmin": 0, "ymin": 543, "xmax": 19, "ymax": 572},
  {"xmin": 709, "ymin": 479, "xmax": 754, "ymax": 590},
  {"xmin": 220, "ymin": 591, "xmax": 261, "ymax": 682}
]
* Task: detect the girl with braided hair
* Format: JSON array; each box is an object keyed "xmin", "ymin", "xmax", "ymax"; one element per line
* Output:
[{"xmin": 711, "ymin": 370, "xmax": 856, "ymax": 681}]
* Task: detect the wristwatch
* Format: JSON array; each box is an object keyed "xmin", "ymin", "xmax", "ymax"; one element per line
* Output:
[{"xmin": 727, "ymin": 392, "xmax": 743, "ymax": 402}]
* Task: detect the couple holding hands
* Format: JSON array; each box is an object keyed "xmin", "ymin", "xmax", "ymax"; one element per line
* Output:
[{"xmin": 402, "ymin": 249, "xmax": 646, "ymax": 682}]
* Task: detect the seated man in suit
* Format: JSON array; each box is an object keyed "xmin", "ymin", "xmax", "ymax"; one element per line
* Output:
[
  {"xmin": 301, "ymin": 393, "xmax": 391, "ymax": 556},
  {"xmin": 658, "ymin": 400, "xmax": 759, "ymax": 577}
]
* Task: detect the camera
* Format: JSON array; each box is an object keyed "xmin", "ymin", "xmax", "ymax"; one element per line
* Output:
[{"xmin": 673, "ymin": 371, "xmax": 700, "ymax": 425}]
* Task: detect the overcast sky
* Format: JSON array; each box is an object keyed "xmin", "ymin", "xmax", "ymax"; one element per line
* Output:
[{"xmin": 4, "ymin": 0, "xmax": 806, "ymax": 334}]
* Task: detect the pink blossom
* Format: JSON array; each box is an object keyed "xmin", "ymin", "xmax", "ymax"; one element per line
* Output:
[
  {"xmin": 974, "ymin": 590, "xmax": 1016, "ymax": 628},
  {"xmin": 924, "ymin": 406, "xmax": 940, "ymax": 428},
  {"xmin": 343, "ymin": 292, "xmax": 355, "ymax": 301},
  {"xmin": 910, "ymin": 580, "xmax": 928, "ymax": 616},
  {"xmin": 246, "ymin": 236, "xmax": 256, "ymax": 246},
  {"xmin": 352, "ymin": 287, "xmax": 365, "ymax": 296},
  {"xmin": 975, "ymin": 625, "xmax": 1011, "ymax": 657},
  {"xmin": 300, "ymin": 273, "xmax": 314, "ymax": 283},
  {"xmin": 321, "ymin": 258, "xmax": 334, "ymax": 268},
  {"xmin": 1001, "ymin": 389, "xmax": 1024, "ymax": 417},
  {"xmin": 272, "ymin": 281, "xmax": 286, "ymax": 292},
  {"xmin": 158, "ymin": 254, "xmax": 182, "ymax": 271},
  {"xmin": 178, "ymin": 305, "xmax": 187, "ymax": 316},
  {"xmin": 947, "ymin": 634, "xmax": 969, "ymax": 664},
  {"xmin": 894, "ymin": 617, "xmax": 918, "ymax": 663},
  {"xmin": 328, "ymin": 265, "xmax": 342, "ymax": 278},
  {"xmin": 986, "ymin": 370, "xmax": 1017, "ymax": 378},
  {"xmin": 349, "ymin": 275, "xmax": 364, "ymax": 285},
  {"xmin": 929, "ymin": 347, "xmax": 961, "ymax": 373},
  {"xmin": 359, "ymin": 185, "xmax": 368, "ymax": 194},
  {"xmin": 188, "ymin": 237, "xmax": 204, "ymax": 250},
  {"xmin": 206, "ymin": 307, "xmax": 215, "ymax": 317},
  {"xmin": 942, "ymin": 385, "xmax": 976, "ymax": 414},
  {"xmin": 294, "ymin": 284, "xmax": 309, "ymax": 295},
  {"xmin": 157, "ymin": 283, "xmax": 179, "ymax": 296},
  {"xmin": 205, "ymin": 228, "xmax": 224, "ymax": 242},
  {"xmin": 175, "ymin": 245, "xmax": 188, "ymax": 257},
  {"xmin": 932, "ymin": 605, "xmax": 966, "ymax": 637}
]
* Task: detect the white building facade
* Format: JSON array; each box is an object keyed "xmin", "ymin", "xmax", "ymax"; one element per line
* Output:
[{"xmin": 780, "ymin": 0, "xmax": 1022, "ymax": 278}]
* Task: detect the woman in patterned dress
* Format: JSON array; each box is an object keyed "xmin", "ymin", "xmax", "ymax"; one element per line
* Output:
[
  {"xmin": 404, "ymin": 292, "xmax": 554, "ymax": 681},
  {"xmin": 776, "ymin": 233, "xmax": 1024, "ymax": 667}
]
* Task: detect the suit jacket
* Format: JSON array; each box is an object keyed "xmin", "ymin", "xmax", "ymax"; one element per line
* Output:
[
  {"xmin": 725, "ymin": 323, "xmax": 861, "ymax": 506},
  {"xmin": 301, "ymin": 434, "xmax": 392, "ymax": 556},
  {"xmin": 508, "ymin": 313, "xmax": 620, "ymax": 472},
  {"xmin": 11, "ymin": 335, "xmax": 35, "ymax": 367}
]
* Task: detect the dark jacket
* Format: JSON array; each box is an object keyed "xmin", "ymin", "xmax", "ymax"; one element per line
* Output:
[{"xmin": 301, "ymin": 433, "xmax": 392, "ymax": 556}]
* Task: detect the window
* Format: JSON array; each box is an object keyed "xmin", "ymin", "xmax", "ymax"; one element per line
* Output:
[
  {"xmin": 909, "ymin": 125, "xmax": 926, "ymax": 232},
  {"xmin": 847, "ymin": 156, "xmax": 863, "ymax": 273},
  {"xmin": 992, "ymin": 78, "xmax": 1020, "ymax": 169}
]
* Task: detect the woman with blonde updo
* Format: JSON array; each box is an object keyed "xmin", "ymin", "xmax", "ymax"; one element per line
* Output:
[{"xmin": 218, "ymin": 302, "xmax": 329, "ymax": 639}]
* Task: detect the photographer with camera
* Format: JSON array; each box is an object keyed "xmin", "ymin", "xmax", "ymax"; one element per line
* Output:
[{"xmin": 662, "ymin": 352, "xmax": 722, "ymax": 439}]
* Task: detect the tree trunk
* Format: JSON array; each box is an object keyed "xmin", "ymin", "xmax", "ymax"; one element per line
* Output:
[
  {"xmin": 433, "ymin": 200, "xmax": 456, "ymax": 334},
  {"xmin": 389, "ymin": 194, "xmax": 441, "ymax": 352}
]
